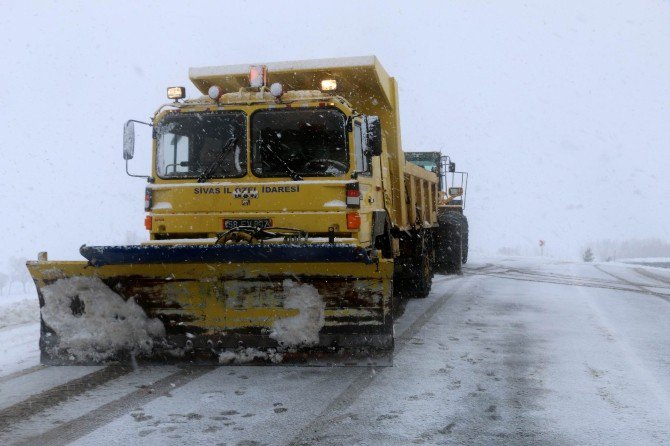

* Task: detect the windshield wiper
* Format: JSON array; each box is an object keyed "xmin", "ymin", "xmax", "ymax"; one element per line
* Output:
[
  {"xmin": 263, "ymin": 139, "xmax": 303, "ymax": 181},
  {"xmin": 197, "ymin": 137, "xmax": 237, "ymax": 183}
]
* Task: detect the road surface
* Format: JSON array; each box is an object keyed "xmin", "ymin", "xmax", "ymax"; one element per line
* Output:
[{"xmin": 1, "ymin": 257, "xmax": 669, "ymax": 445}]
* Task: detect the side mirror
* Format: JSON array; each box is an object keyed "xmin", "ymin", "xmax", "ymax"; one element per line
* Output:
[
  {"xmin": 123, "ymin": 120, "xmax": 135, "ymax": 160},
  {"xmin": 365, "ymin": 116, "xmax": 382, "ymax": 156},
  {"xmin": 123, "ymin": 119, "xmax": 153, "ymax": 181}
]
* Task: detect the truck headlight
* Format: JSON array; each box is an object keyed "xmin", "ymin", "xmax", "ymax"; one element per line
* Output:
[
  {"xmin": 321, "ymin": 79, "xmax": 337, "ymax": 91},
  {"xmin": 167, "ymin": 86, "xmax": 185, "ymax": 100}
]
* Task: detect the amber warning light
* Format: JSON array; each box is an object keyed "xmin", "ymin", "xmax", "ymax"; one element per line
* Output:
[{"xmin": 249, "ymin": 65, "xmax": 267, "ymax": 88}]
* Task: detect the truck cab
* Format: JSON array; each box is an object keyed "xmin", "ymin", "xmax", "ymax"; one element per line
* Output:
[{"xmin": 138, "ymin": 65, "xmax": 389, "ymax": 251}]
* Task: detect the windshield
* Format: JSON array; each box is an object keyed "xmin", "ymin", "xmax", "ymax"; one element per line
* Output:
[
  {"xmin": 156, "ymin": 112, "xmax": 246, "ymax": 179},
  {"xmin": 251, "ymin": 109, "xmax": 348, "ymax": 178}
]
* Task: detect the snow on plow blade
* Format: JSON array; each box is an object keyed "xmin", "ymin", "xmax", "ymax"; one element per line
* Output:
[{"xmin": 26, "ymin": 244, "xmax": 394, "ymax": 366}]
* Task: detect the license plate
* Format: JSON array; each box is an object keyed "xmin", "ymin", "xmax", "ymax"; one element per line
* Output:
[{"xmin": 223, "ymin": 219, "xmax": 272, "ymax": 230}]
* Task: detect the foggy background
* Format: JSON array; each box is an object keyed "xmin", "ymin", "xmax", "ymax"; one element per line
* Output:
[{"xmin": 1, "ymin": 0, "xmax": 669, "ymax": 282}]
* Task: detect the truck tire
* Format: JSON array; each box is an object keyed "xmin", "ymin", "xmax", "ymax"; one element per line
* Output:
[
  {"xmin": 407, "ymin": 241, "xmax": 432, "ymax": 298},
  {"xmin": 374, "ymin": 225, "xmax": 394, "ymax": 259},
  {"xmin": 435, "ymin": 211, "xmax": 462, "ymax": 275},
  {"xmin": 393, "ymin": 232, "xmax": 432, "ymax": 300},
  {"xmin": 461, "ymin": 214, "xmax": 469, "ymax": 264},
  {"xmin": 392, "ymin": 279, "xmax": 406, "ymax": 318}
]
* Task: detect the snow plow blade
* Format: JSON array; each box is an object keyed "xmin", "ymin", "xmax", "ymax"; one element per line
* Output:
[{"xmin": 26, "ymin": 244, "xmax": 394, "ymax": 366}]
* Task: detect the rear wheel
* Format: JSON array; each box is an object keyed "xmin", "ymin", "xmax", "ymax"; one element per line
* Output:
[
  {"xmin": 393, "ymin": 232, "xmax": 433, "ymax": 301},
  {"xmin": 409, "ymin": 231, "xmax": 433, "ymax": 299},
  {"xmin": 436, "ymin": 211, "xmax": 462, "ymax": 275},
  {"xmin": 392, "ymin": 278, "xmax": 406, "ymax": 318},
  {"xmin": 407, "ymin": 240, "xmax": 432, "ymax": 298}
]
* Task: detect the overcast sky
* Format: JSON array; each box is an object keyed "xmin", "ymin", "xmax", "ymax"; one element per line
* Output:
[{"xmin": 1, "ymin": 0, "xmax": 668, "ymax": 266}]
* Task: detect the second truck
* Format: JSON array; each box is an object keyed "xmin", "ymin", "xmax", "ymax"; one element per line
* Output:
[{"xmin": 27, "ymin": 56, "xmax": 467, "ymax": 364}]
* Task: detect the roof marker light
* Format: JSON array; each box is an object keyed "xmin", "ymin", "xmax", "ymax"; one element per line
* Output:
[
  {"xmin": 249, "ymin": 65, "xmax": 267, "ymax": 88},
  {"xmin": 270, "ymin": 82, "xmax": 283, "ymax": 98},
  {"xmin": 321, "ymin": 79, "xmax": 337, "ymax": 91},
  {"xmin": 208, "ymin": 85, "xmax": 223, "ymax": 100}
]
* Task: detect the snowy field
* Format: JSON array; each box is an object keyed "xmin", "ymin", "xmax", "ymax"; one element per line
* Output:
[{"xmin": 1, "ymin": 257, "xmax": 669, "ymax": 445}]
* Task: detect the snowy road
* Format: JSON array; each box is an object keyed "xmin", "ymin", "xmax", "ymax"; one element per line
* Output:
[{"xmin": 1, "ymin": 257, "xmax": 670, "ymax": 445}]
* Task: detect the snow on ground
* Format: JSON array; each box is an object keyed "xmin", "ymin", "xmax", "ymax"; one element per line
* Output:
[
  {"xmin": 218, "ymin": 347, "xmax": 284, "ymax": 365},
  {"xmin": 1, "ymin": 257, "xmax": 669, "ymax": 445},
  {"xmin": 0, "ymin": 291, "xmax": 39, "ymax": 329},
  {"xmin": 0, "ymin": 322, "xmax": 40, "ymax": 378},
  {"xmin": 619, "ymin": 257, "xmax": 670, "ymax": 269},
  {"xmin": 0, "ymin": 291, "xmax": 40, "ymax": 378},
  {"xmin": 0, "ymin": 365, "xmax": 103, "ymax": 411},
  {"xmin": 595, "ymin": 262, "xmax": 670, "ymax": 293},
  {"xmin": 1, "ymin": 366, "xmax": 181, "ymax": 444}
]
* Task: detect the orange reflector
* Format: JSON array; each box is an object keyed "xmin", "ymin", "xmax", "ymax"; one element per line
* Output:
[
  {"xmin": 346, "ymin": 212, "xmax": 361, "ymax": 230},
  {"xmin": 144, "ymin": 215, "xmax": 152, "ymax": 230}
]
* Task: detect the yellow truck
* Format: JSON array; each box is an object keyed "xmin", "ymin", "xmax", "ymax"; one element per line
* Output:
[
  {"xmin": 27, "ymin": 57, "xmax": 461, "ymax": 364},
  {"xmin": 405, "ymin": 152, "xmax": 469, "ymax": 272}
]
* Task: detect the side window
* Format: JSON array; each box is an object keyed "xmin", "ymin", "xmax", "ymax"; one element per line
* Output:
[
  {"xmin": 160, "ymin": 132, "xmax": 190, "ymax": 175},
  {"xmin": 354, "ymin": 122, "xmax": 368, "ymax": 172}
]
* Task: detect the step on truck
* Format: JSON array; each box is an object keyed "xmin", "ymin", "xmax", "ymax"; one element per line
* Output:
[{"xmin": 27, "ymin": 56, "xmax": 464, "ymax": 365}]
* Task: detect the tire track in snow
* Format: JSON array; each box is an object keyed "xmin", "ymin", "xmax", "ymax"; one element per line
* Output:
[
  {"xmin": 594, "ymin": 265, "xmax": 670, "ymax": 303},
  {"xmin": 573, "ymin": 265, "xmax": 670, "ymax": 421},
  {"xmin": 0, "ymin": 364, "xmax": 45, "ymax": 384},
  {"xmin": 15, "ymin": 365, "xmax": 215, "ymax": 446},
  {"xmin": 462, "ymin": 262, "xmax": 495, "ymax": 272},
  {"xmin": 469, "ymin": 268, "xmax": 666, "ymax": 296},
  {"xmin": 0, "ymin": 365, "xmax": 132, "ymax": 433},
  {"xmin": 287, "ymin": 276, "xmax": 472, "ymax": 446},
  {"xmin": 504, "ymin": 266, "xmax": 649, "ymax": 287},
  {"xmin": 633, "ymin": 267, "xmax": 670, "ymax": 286}
]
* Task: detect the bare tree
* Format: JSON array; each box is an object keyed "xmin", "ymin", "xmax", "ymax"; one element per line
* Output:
[{"xmin": 0, "ymin": 272, "xmax": 8, "ymax": 295}]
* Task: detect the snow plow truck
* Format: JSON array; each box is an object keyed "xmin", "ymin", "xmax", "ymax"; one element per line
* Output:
[
  {"xmin": 405, "ymin": 152, "xmax": 469, "ymax": 272},
  {"xmin": 27, "ymin": 57, "xmax": 466, "ymax": 365}
]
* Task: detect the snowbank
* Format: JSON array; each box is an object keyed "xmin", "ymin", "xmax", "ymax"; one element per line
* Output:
[
  {"xmin": 270, "ymin": 279, "xmax": 325, "ymax": 347},
  {"xmin": 618, "ymin": 258, "xmax": 670, "ymax": 269},
  {"xmin": 0, "ymin": 296, "xmax": 39, "ymax": 328},
  {"xmin": 40, "ymin": 276, "xmax": 165, "ymax": 362}
]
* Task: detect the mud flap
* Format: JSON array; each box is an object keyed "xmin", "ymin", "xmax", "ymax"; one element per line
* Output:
[{"xmin": 27, "ymin": 244, "xmax": 394, "ymax": 366}]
